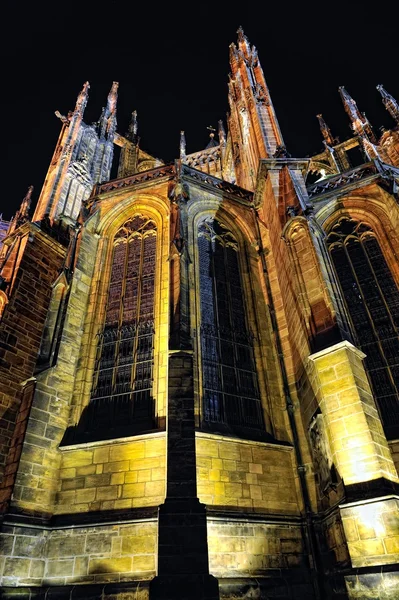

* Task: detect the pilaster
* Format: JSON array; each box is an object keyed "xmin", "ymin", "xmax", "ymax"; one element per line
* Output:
[
  {"xmin": 150, "ymin": 185, "xmax": 219, "ymax": 599},
  {"xmin": 309, "ymin": 341, "xmax": 399, "ymax": 599}
]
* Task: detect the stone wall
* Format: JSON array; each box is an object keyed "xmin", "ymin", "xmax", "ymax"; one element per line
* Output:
[
  {"xmin": 389, "ymin": 439, "xmax": 399, "ymax": 474},
  {"xmin": 57, "ymin": 434, "xmax": 166, "ymax": 513},
  {"xmin": 207, "ymin": 519, "xmax": 306, "ymax": 577},
  {"xmin": 341, "ymin": 497, "xmax": 399, "ymax": 568},
  {"xmin": 196, "ymin": 433, "xmax": 300, "ymax": 513},
  {"xmin": 0, "ymin": 225, "xmax": 67, "ymax": 508},
  {"xmin": 0, "ymin": 520, "xmax": 157, "ymax": 588}
]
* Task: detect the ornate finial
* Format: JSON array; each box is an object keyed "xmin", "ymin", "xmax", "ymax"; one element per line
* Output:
[
  {"xmin": 206, "ymin": 126, "xmax": 218, "ymax": 149},
  {"xmin": 316, "ymin": 114, "xmax": 335, "ymax": 146},
  {"xmin": 107, "ymin": 82, "xmax": 119, "ymax": 114},
  {"xmin": 376, "ymin": 84, "xmax": 399, "ymax": 124},
  {"xmin": 236, "ymin": 26, "xmax": 251, "ymax": 56},
  {"xmin": 339, "ymin": 86, "xmax": 376, "ymax": 142},
  {"xmin": 180, "ymin": 131, "xmax": 186, "ymax": 161},
  {"xmin": 127, "ymin": 110, "xmax": 138, "ymax": 142},
  {"xmin": 74, "ymin": 81, "xmax": 90, "ymax": 115},
  {"xmin": 9, "ymin": 186, "xmax": 33, "ymax": 234},
  {"xmin": 339, "ymin": 86, "xmax": 359, "ymax": 122},
  {"xmin": 361, "ymin": 136, "xmax": 380, "ymax": 161},
  {"xmin": 99, "ymin": 82, "xmax": 119, "ymax": 139},
  {"xmin": 218, "ymin": 120, "xmax": 226, "ymax": 146},
  {"xmin": 55, "ymin": 110, "xmax": 70, "ymax": 125},
  {"xmin": 21, "ymin": 185, "xmax": 33, "ymax": 218}
]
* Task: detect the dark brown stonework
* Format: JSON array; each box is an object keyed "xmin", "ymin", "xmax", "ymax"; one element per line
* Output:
[{"xmin": 0, "ymin": 225, "xmax": 67, "ymax": 509}]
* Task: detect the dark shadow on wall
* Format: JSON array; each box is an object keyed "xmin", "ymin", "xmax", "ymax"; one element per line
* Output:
[{"xmin": 60, "ymin": 394, "xmax": 164, "ymax": 446}]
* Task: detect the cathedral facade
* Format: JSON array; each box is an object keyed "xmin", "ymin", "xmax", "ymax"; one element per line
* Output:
[{"xmin": 1, "ymin": 28, "xmax": 399, "ymax": 600}]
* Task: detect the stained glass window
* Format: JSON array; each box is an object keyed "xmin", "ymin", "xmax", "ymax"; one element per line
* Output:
[
  {"xmin": 198, "ymin": 218, "xmax": 264, "ymax": 436},
  {"xmin": 89, "ymin": 215, "xmax": 156, "ymax": 434},
  {"xmin": 327, "ymin": 217, "xmax": 399, "ymax": 438}
]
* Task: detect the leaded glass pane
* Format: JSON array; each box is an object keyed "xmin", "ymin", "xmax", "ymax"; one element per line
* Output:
[
  {"xmin": 90, "ymin": 215, "xmax": 157, "ymax": 435},
  {"xmin": 199, "ymin": 218, "xmax": 264, "ymax": 436},
  {"xmin": 327, "ymin": 218, "xmax": 399, "ymax": 438}
]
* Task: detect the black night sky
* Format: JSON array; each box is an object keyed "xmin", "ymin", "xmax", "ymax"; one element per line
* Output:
[{"xmin": 1, "ymin": 3, "xmax": 398, "ymax": 220}]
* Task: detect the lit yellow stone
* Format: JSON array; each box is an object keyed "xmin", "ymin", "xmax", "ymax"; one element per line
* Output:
[
  {"xmin": 62, "ymin": 451, "xmax": 92, "ymax": 468},
  {"xmin": 151, "ymin": 467, "xmax": 165, "ymax": 481},
  {"xmin": 138, "ymin": 469, "xmax": 152, "ymax": 482},
  {"xmin": 104, "ymin": 460, "xmax": 129, "ymax": 473},
  {"xmin": 130, "ymin": 457, "xmax": 161, "ymax": 471},
  {"xmin": 122, "ymin": 535, "xmax": 156, "ymax": 554},
  {"xmin": 384, "ymin": 536, "xmax": 399, "ymax": 554},
  {"xmin": 209, "ymin": 469, "xmax": 220, "ymax": 482},
  {"xmin": 196, "ymin": 439, "xmax": 219, "ymax": 457},
  {"xmin": 250, "ymin": 485, "xmax": 262, "ymax": 500},
  {"xmin": 110, "ymin": 472, "xmax": 125, "ymax": 485},
  {"xmin": 225, "ymin": 483, "xmax": 242, "ymax": 498},
  {"xmin": 110, "ymin": 442, "xmax": 145, "ymax": 463},
  {"xmin": 145, "ymin": 438, "xmax": 165, "ymax": 457},
  {"xmin": 249, "ymin": 463, "xmax": 263, "ymax": 474},
  {"xmin": 125, "ymin": 472, "xmax": 138, "ymax": 483},
  {"xmin": 211, "ymin": 458, "xmax": 223, "ymax": 470},
  {"xmin": 75, "ymin": 488, "xmax": 96, "ymax": 504},
  {"xmin": 223, "ymin": 459, "xmax": 236, "ymax": 471},
  {"xmin": 60, "ymin": 468, "xmax": 76, "ymax": 479},
  {"xmin": 342, "ymin": 518, "xmax": 359, "ymax": 542},
  {"xmin": 197, "ymin": 457, "xmax": 212, "ymax": 469},
  {"xmin": 219, "ymin": 444, "xmax": 241, "ymax": 460},
  {"xmin": 93, "ymin": 447, "xmax": 109, "ymax": 464},
  {"xmin": 75, "ymin": 464, "xmax": 96, "ymax": 476},
  {"xmin": 145, "ymin": 481, "xmax": 164, "ymax": 497},
  {"xmin": 349, "ymin": 538, "xmax": 385, "ymax": 558},
  {"xmin": 122, "ymin": 483, "xmax": 145, "ymax": 498},
  {"xmin": 132, "ymin": 555, "xmax": 155, "ymax": 571},
  {"xmin": 89, "ymin": 557, "xmax": 132, "ymax": 574}
]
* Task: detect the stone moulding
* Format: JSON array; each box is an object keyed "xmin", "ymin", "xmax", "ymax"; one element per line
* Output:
[{"xmin": 94, "ymin": 163, "xmax": 254, "ymax": 205}]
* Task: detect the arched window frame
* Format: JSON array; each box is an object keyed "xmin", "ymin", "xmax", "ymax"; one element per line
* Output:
[
  {"xmin": 326, "ymin": 216, "xmax": 399, "ymax": 438},
  {"xmin": 194, "ymin": 214, "xmax": 265, "ymax": 439},
  {"xmin": 36, "ymin": 274, "xmax": 68, "ymax": 370},
  {"xmin": 87, "ymin": 214, "xmax": 158, "ymax": 437}
]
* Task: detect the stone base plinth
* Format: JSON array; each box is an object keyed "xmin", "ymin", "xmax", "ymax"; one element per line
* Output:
[{"xmin": 150, "ymin": 574, "xmax": 219, "ymax": 600}]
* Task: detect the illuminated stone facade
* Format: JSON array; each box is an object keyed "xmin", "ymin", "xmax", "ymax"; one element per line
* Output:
[{"xmin": 1, "ymin": 27, "xmax": 399, "ymax": 600}]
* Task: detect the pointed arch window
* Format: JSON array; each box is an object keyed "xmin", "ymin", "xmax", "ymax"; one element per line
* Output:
[
  {"xmin": 327, "ymin": 217, "xmax": 399, "ymax": 438},
  {"xmin": 89, "ymin": 215, "xmax": 157, "ymax": 436},
  {"xmin": 198, "ymin": 218, "xmax": 264, "ymax": 437}
]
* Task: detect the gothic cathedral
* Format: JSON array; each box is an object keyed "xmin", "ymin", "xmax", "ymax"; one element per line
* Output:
[{"xmin": 1, "ymin": 28, "xmax": 399, "ymax": 600}]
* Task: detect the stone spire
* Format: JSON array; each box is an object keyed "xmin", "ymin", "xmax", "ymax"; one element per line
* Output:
[
  {"xmin": 98, "ymin": 82, "xmax": 119, "ymax": 140},
  {"xmin": 218, "ymin": 120, "xmax": 226, "ymax": 147},
  {"xmin": 74, "ymin": 81, "xmax": 90, "ymax": 117},
  {"xmin": 180, "ymin": 131, "xmax": 186, "ymax": 161},
  {"xmin": 227, "ymin": 28, "xmax": 285, "ymax": 189},
  {"xmin": 8, "ymin": 186, "xmax": 33, "ymax": 235},
  {"xmin": 127, "ymin": 110, "xmax": 139, "ymax": 143},
  {"xmin": 316, "ymin": 114, "xmax": 335, "ymax": 146},
  {"xmin": 236, "ymin": 26, "xmax": 252, "ymax": 59},
  {"xmin": 377, "ymin": 85, "xmax": 399, "ymax": 125},
  {"xmin": 339, "ymin": 86, "xmax": 376, "ymax": 142}
]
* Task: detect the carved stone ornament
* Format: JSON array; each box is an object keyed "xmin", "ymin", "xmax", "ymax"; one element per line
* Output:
[
  {"xmin": 253, "ymin": 83, "xmax": 269, "ymax": 105},
  {"xmin": 309, "ymin": 413, "xmax": 337, "ymax": 493}
]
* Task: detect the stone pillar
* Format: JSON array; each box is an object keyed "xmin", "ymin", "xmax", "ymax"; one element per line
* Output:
[
  {"xmin": 149, "ymin": 351, "xmax": 219, "ymax": 600},
  {"xmin": 309, "ymin": 341, "xmax": 399, "ymax": 599},
  {"xmin": 150, "ymin": 189, "xmax": 219, "ymax": 600}
]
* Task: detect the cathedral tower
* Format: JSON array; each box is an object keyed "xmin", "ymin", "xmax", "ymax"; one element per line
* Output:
[{"xmin": 0, "ymin": 28, "xmax": 399, "ymax": 600}]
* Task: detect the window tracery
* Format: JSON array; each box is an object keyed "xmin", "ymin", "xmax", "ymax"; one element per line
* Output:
[
  {"xmin": 90, "ymin": 215, "xmax": 157, "ymax": 434},
  {"xmin": 198, "ymin": 218, "xmax": 264, "ymax": 436},
  {"xmin": 327, "ymin": 217, "xmax": 399, "ymax": 438}
]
